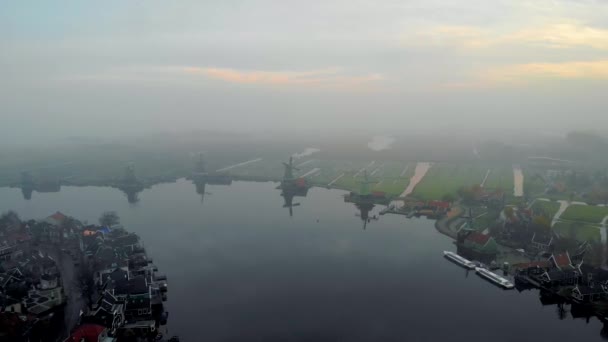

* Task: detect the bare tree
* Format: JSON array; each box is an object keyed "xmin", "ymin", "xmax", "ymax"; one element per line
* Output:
[{"xmin": 99, "ymin": 211, "xmax": 120, "ymax": 227}]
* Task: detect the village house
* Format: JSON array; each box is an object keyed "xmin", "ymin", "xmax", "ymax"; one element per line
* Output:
[
  {"xmin": 539, "ymin": 269, "xmax": 581, "ymax": 287},
  {"xmin": 530, "ymin": 232, "xmax": 554, "ymax": 253},
  {"xmin": 549, "ymin": 252, "xmax": 578, "ymax": 271},
  {"xmin": 108, "ymin": 232, "xmax": 140, "ymax": 254},
  {"xmin": 457, "ymin": 231, "xmax": 498, "ymax": 263},
  {"xmin": 93, "ymin": 246, "xmax": 129, "ymax": 287},
  {"xmin": 571, "ymin": 284, "xmax": 608, "ymax": 303},
  {"xmin": 84, "ymin": 291, "xmax": 126, "ymax": 334}
]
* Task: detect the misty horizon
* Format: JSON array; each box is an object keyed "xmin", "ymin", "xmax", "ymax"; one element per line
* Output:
[{"xmin": 3, "ymin": 0, "xmax": 608, "ymax": 144}]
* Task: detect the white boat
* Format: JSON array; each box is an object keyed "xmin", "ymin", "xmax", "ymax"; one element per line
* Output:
[
  {"xmin": 443, "ymin": 251, "xmax": 476, "ymax": 269},
  {"xmin": 475, "ymin": 267, "xmax": 514, "ymax": 289}
]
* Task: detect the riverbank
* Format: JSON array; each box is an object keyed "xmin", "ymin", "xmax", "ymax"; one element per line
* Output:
[{"xmin": 435, "ymin": 205, "xmax": 465, "ymax": 239}]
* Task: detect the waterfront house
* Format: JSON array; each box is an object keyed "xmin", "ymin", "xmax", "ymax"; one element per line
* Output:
[
  {"xmin": 512, "ymin": 260, "xmax": 551, "ymax": 273},
  {"xmin": 108, "ymin": 232, "xmax": 140, "ymax": 253},
  {"xmin": 571, "ymin": 284, "xmax": 608, "ymax": 303},
  {"xmin": 101, "ymin": 268, "xmax": 129, "ymax": 290},
  {"xmin": 456, "ymin": 231, "xmax": 498, "ymax": 263},
  {"xmin": 85, "ymin": 291, "xmax": 125, "ymax": 334},
  {"xmin": 539, "ymin": 269, "xmax": 581, "ymax": 287},
  {"xmin": 94, "ymin": 246, "xmax": 129, "ymax": 286},
  {"xmin": 530, "ymin": 232, "xmax": 554, "ymax": 253},
  {"xmin": 115, "ymin": 276, "xmax": 153, "ymax": 320},
  {"xmin": 549, "ymin": 252, "xmax": 576, "ymax": 271},
  {"xmin": 580, "ymin": 264, "xmax": 608, "ymax": 284}
]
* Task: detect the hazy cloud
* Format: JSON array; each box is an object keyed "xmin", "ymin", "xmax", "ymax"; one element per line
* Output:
[
  {"xmin": 184, "ymin": 67, "xmax": 384, "ymax": 90},
  {"xmin": 415, "ymin": 21, "xmax": 608, "ymax": 51}
]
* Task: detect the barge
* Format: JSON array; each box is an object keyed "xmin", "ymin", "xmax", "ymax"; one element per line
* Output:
[
  {"xmin": 475, "ymin": 267, "xmax": 514, "ymax": 289},
  {"xmin": 443, "ymin": 251, "xmax": 476, "ymax": 269}
]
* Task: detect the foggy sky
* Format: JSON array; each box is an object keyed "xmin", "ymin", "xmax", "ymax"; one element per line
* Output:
[{"xmin": 2, "ymin": 0, "xmax": 608, "ymax": 143}]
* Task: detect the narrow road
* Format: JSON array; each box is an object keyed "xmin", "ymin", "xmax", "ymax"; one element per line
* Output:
[
  {"xmin": 327, "ymin": 173, "xmax": 345, "ymax": 187},
  {"xmin": 513, "ymin": 165, "xmax": 524, "ymax": 197},
  {"xmin": 43, "ymin": 246, "xmax": 85, "ymax": 338},
  {"xmin": 296, "ymin": 159, "xmax": 315, "ymax": 168},
  {"xmin": 353, "ymin": 161, "xmax": 375, "ymax": 178},
  {"xmin": 216, "ymin": 158, "xmax": 262, "ymax": 172},
  {"xmin": 399, "ymin": 165, "xmax": 410, "ymax": 177},
  {"xmin": 299, "ymin": 168, "xmax": 321, "ymax": 178},
  {"xmin": 391, "ymin": 162, "xmax": 432, "ymax": 208},
  {"xmin": 552, "ymin": 200, "xmax": 570, "ymax": 227},
  {"xmin": 480, "ymin": 169, "xmax": 491, "ymax": 187}
]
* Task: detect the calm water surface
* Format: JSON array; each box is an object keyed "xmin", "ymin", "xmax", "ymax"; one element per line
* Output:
[{"xmin": 1, "ymin": 179, "xmax": 606, "ymax": 341}]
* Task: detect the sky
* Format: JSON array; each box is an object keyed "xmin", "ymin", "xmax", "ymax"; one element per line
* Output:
[{"xmin": 1, "ymin": 0, "xmax": 608, "ymax": 143}]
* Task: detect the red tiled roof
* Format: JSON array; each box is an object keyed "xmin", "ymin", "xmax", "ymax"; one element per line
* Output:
[
  {"xmin": 49, "ymin": 211, "xmax": 67, "ymax": 222},
  {"xmin": 466, "ymin": 232, "xmax": 491, "ymax": 245},
  {"xmin": 513, "ymin": 261, "xmax": 550, "ymax": 269},
  {"xmin": 551, "ymin": 252, "xmax": 572, "ymax": 268},
  {"xmin": 429, "ymin": 200, "xmax": 451, "ymax": 208},
  {"xmin": 372, "ymin": 191, "xmax": 386, "ymax": 197},
  {"xmin": 66, "ymin": 324, "xmax": 106, "ymax": 342}
]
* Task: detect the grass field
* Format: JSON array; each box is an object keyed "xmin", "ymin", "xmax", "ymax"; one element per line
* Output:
[
  {"xmin": 553, "ymin": 221, "xmax": 601, "ymax": 242},
  {"xmin": 561, "ymin": 205, "xmax": 608, "ymax": 224},
  {"xmin": 326, "ymin": 162, "xmax": 412, "ymax": 196},
  {"xmin": 523, "ymin": 170, "xmax": 546, "ymax": 197},
  {"xmin": 531, "ymin": 200, "xmax": 561, "ymax": 218},
  {"xmin": 412, "ymin": 163, "xmax": 488, "ymax": 200},
  {"xmin": 483, "ymin": 167, "xmax": 515, "ymax": 191}
]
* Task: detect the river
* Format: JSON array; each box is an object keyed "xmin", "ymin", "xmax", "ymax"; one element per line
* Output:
[{"xmin": 1, "ymin": 179, "xmax": 606, "ymax": 341}]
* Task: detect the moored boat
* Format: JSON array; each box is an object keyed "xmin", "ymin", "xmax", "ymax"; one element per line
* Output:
[
  {"xmin": 443, "ymin": 251, "xmax": 476, "ymax": 269},
  {"xmin": 475, "ymin": 267, "xmax": 515, "ymax": 289}
]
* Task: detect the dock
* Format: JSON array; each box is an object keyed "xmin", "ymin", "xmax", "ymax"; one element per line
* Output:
[
  {"xmin": 475, "ymin": 267, "xmax": 514, "ymax": 289},
  {"xmin": 443, "ymin": 251, "xmax": 476, "ymax": 269}
]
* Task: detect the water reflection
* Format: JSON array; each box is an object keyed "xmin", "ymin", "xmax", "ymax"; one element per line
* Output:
[
  {"xmin": 190, "ymin": 153, "xmax": 232, "ymax": 203},
  {"xmin": 21, "ymin": 186, "xmax": 33, "ymax": 200},
  {"xmin": 194, "ymin": 180, "xmax": 207, "ymax": 203},
  {"xmin": 4, "ymin": 180, "xmax": 608, "ymax": 341},
  {"xmin": 18, "ymin": 171, "xmax": 62, "ymax": 200},
  {"xmin": 118, "ymin": 186, "xmax": 142, "ymax": 204},
  {"xmin": 355, "ymin": 202, "xmax": 375, "ymax": 229},
  {"xmin": 535, "ymin": 290, "xmax": 608, "ymax": 340},
  {"xmin": 277, "ymin": 157, "xmax": 310, "ymax": 217}
]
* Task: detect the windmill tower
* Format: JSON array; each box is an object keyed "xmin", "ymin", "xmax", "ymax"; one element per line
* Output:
[
  {"xmin": 282, "ymin": 157, "xmax": 299, "ymax": 184},
  {"xmin": 195, "ymin": 153, "xmax": 206, "ymax": 174},
  {"xmin": 124, "ymin": 163, "xmax": 138, "ymax": 184},
  {"xmin": 358, "ymin": 171, "xmax": 378, "ymax": 197}
]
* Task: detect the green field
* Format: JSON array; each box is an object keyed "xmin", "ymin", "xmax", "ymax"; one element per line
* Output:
[
  {"xmin": 412, "ymin": 163, "xmax": 488, "ymax": 200},
  {"xmin": 523, "ymin": 170, "xmax": 546, "ymax": 197},
  {"xmin": 531, "ymin": 200, "xmax": 561, "ymax": 218},
  {"xmin": 483, "ymin": 167, "xmax": 514, "ymax": 191},
  {"xmin": 561, "ymin": 205, "xmax": 608, "ymax": 224},
  {"xmin": 553, "ymin": 221, "xmax": 601, "ymax": 242},
  {"xmin": 326, "ymin": 162, "xmax": 412, "ymax": 196}
]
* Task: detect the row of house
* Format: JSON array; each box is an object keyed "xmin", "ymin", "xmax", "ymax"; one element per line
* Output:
[
  {"xmin": 515, "ymin": 250, "xmax": 608, "ymax": 304},
  {"xmin": 0, "ymin": 212, "xmax": 70, "ymax": 341},
  {"xmin": 70, "ymin": 225, "xmax": 170, "ymax": 341}
]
